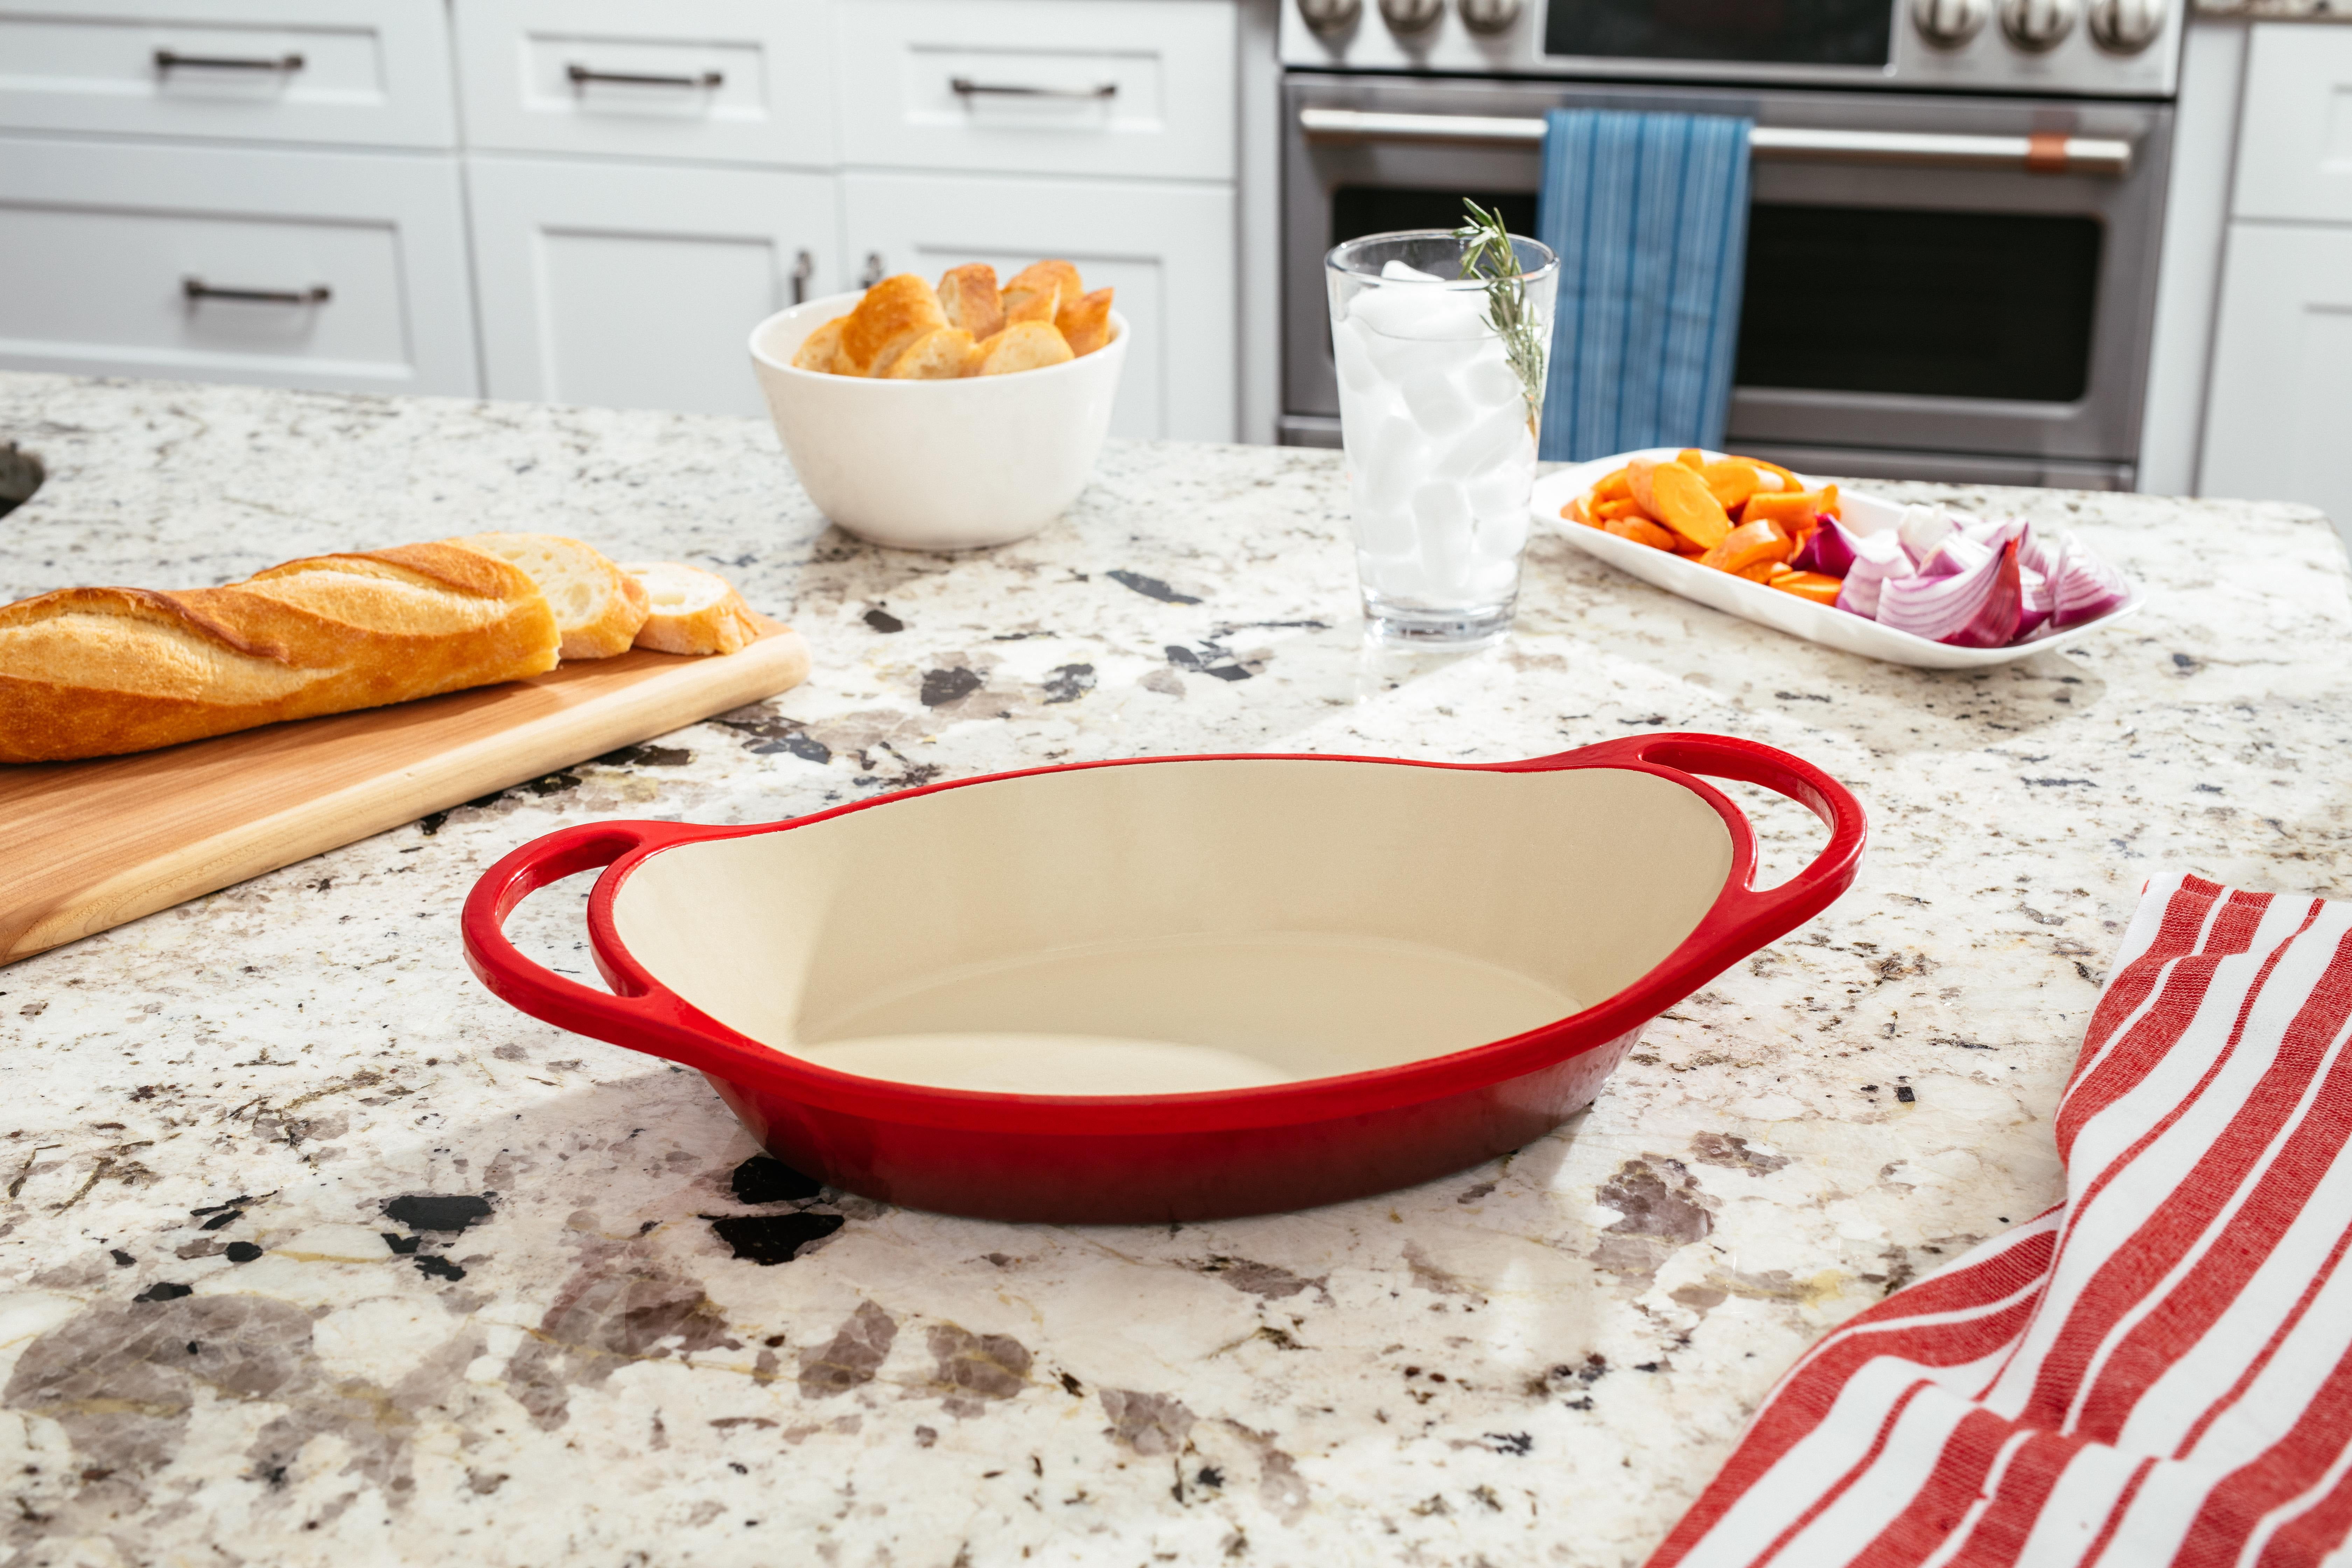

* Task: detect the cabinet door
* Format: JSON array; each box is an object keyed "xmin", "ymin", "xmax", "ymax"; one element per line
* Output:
[
  {"xmin": 0, "ymin": 134, "xmax": 476, "ymax": 395},
  {"xmin": 454, "ymin": 0, "xmax": 834, "ymax": 168},
  {"xmin": 842, "ymin": 172, "xmax": 1234, "ymax": 441},
  {"xmin": 2232, "ymin": 24, "xmax": 2352, "ymax": 224},
  {"xmin": 837, "ymin": 0, "xmax": 1236, "ymax": 181},
  {"xmin": 468, "ymin": 156, "xmax": 841, "ymax": 418},
  {"xmin": 0, "ymin": 0, "xmax": 456, "ymax": 149},
  {"xmin": 2200, "ymin": 223, "xmax": 2352, "ymax": 542}
]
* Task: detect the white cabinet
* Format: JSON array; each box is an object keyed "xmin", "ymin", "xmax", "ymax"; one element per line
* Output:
[
  {"xmin": 843, "ymin": 171, "xmax": 1236, "ymax": 442},
  {"xmin": 468, "ymin": 156, "xmax": 840, "ymax": 417},
  {"xmin": 452, "ymin": 0, "xmax": 836, "ymax": 168},
  {"xmin": 0, "ymin": 0, "xmax": 457, "ymax": 148},
  {"xmin": 837, "ymin": 0, "xmax": 1235, "ymax": 181},
  {"xmin": 2200, "ymin": 224, "xmax": 2352, "ymax": 536},
  {"xmin": 2229, "ymin": 24, "xmax": 2352, "ymax": 225},
  {"xmin": 0, "ymin": 134, "xmax": 476, "ymax": 394}
]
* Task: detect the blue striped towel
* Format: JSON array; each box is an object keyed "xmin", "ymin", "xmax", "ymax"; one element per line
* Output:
[{"xmin": 1535, "ymin": 110, "xmax": 1754, "ymax": 463}]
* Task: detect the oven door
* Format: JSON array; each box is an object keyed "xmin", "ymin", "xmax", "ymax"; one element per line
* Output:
[{"xmin": 1281, "ymin": 76, "xmax": 2174, "ymax": 488}]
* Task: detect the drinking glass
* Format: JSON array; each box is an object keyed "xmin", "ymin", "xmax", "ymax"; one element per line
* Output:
[{"xmin": 1326, "ymin": 229, "xmax": 1558, "ymax": 646}]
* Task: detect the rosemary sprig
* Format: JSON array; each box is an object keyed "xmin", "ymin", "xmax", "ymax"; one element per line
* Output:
[{"xmin": 1454, "ymin": 199, "xmax": 1546, "ymax": 426}]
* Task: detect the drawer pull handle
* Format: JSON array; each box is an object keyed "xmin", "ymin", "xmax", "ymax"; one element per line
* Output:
[
  {"xmin": 950, "ymin": 75, "xmax": 1117, "ymax": 100},
  {"xmin": 154, "ymin": 48, "xmax": 305, "ymax": 73},
  {"xmin": 566, "ymin": 64, "xmax": 724, "ymax": 90},
  {"xmin": 790, "ymin": 250, "xmax": 816, "ymax": 306},
  {"xmin": 857, "ymin": 252, "xmax": 888, "ymax": 290},
  {"xmin": 183, "ymin": 277, "xmax": 331, "ymax": 306}
]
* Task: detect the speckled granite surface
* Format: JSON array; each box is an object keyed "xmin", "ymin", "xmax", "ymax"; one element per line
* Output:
[{"xmin": 0, "ymin": 372, "xmax": 2347, "ymax": 1567}]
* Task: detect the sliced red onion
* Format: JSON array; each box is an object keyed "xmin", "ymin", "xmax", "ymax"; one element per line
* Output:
[
  {"xmin": 1833, "ymin": 529, "xmax": 1916, "ymax": 618},
  {"xmin": 2015, "ymin": 563, "xmax": 2052, "ymax": 640},
  {"xmin": 1877, "ymin": 537, "xmax": 2024, "ymax": 647},
  {"xmin": 1897, "ymin": 504, "xmax": 1956, "ymax": 565},
  {"xmin": 2047, "ymin": 534, "xmax": 2131, "ymax": 629},
  {"xmin": 1792, "ymin": 517, "xmax": 1862, "ymax": 576},
  {"xmin": 1920, "ymin": 531, "xmax": 1993, "ymax": 580}
]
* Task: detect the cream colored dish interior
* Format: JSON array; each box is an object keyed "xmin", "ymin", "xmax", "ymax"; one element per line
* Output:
[{"xmin": 612, "ymin": 761, "xmax": 1733, "ymax": 1096}]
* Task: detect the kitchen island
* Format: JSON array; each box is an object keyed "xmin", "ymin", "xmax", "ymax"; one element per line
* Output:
[{"xmin": 1, "ymin": 372, "xmax": 2347, "ymax": 1567}]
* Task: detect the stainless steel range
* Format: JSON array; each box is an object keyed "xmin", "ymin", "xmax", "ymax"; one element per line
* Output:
[{"xmin": 1280, "ymin": 0, "xmax": 2180, "ymax": 488}]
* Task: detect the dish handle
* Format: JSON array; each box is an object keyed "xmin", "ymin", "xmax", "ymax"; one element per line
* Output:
[
  {"xmin": 462, "ymin": 820, "xmax": 767, "ymax": 1078},
  {"xmin": 1527, "ymin": 731, "xmax": 1869, "ymax": 951}
]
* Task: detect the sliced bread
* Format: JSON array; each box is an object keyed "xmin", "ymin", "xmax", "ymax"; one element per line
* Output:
[
  {"xmin": 451, "ymin": 532, "xmax": 649, "ymax": 659},
  {"xmin": 621, "ymin": 562, "xmax": 762, "ymax": 656}
]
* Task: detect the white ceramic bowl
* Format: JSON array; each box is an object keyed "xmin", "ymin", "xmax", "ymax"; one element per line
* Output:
[{"xmin": 748, "ymin": 290, "xmax": 1128, "ymax": 551}]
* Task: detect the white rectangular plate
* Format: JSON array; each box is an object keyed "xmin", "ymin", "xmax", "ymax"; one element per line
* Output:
[{"xmin": 1531, "ymin": 449, "xmax": 2146, "ymax": 670}]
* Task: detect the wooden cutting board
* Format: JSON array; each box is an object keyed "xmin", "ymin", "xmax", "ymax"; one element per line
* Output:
[{"xmin": 0, "ymin": 620, "xmax": 811, "ymax": 965}]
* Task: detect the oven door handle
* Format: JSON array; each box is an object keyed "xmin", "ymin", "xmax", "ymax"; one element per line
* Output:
[{"xmin": 1297, "ymin": 108, "xmax": 2132, "ymax": 177}]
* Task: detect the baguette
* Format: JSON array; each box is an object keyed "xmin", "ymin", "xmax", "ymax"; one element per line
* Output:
[
  {"xmin": 450, "ymin": 532, "xmax": 649, "ymax": 659},
  {"xmin": 0, "ymin": 543, "xmax": 560, "ymax": 764},
  {"xmin": 622, "ymin": 562, "xmax": 762, "ymax": 656}
]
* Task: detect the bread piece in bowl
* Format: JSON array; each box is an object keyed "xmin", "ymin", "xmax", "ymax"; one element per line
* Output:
[
  {"xmin": 835, "ymin": 275, "xmax": 947, "ymax": 377},
  {"xmin": 937, "ymin": 264, "xmax": 1005, "ymax": 342},
  {"xmin": 1001, "ymin": 260, "xmax": 1081, "ymax": 326},
  {"xmin": 792, "ymin": 317, "xmax": 846, "ymax": 373},
  {"xmin": 971, "ymin": 321, "xmax": 1076, "ymax": 377},
  {"xmin": 885, "ymin": 327, "xmax": 978, "ymax": 380},
  {"xmin": 623, "ymin": 562, "xmax": 762, "ymax": 656},
  {"xmin": 451, "ymin": 532, "xmax": 649, "ymax": 660},
  {"xmin": 1056, "ymin": 287, "xmax": 1115, "ymax": 357}
]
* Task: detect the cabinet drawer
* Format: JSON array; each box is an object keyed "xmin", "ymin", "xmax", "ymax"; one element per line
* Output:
[
  {"xmin": 0, "ymin": 135, "xmax": 476, "ymax": 395},
  {"xmin": 0, "ymin": 0, "xmax": 455, "ymax": 149},
  {"xmin": 2200, "ymin": 222, "xmax": 2352, "ymax": 541},
  {"xmin": 2233, "ymin": 23, "xmax": 2352, "ymax": 224},
  {"xmin": 842, "ymin": 171, "xmax": 1235, "ymax": 441},
  {"xmin": 454, "ymin": 0, "xmax": 834, "ymax": 168},
  {"xmin": 468, "ymin": 156, "xmax": 841, "ymax": 418},
  {"xmin": 839, "ymin": 0, "xmax": 1235, "ymax": 181}
]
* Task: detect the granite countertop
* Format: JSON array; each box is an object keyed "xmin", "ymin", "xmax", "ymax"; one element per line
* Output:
[{"xmin": 1, "ymin": 372, "xmax": 2347, "ymax": 1566}]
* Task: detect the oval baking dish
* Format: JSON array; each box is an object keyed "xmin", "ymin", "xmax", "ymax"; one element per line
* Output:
[{"xmin": 463, "ymin": 732, "xmax": 1865, "ymax": 1223}]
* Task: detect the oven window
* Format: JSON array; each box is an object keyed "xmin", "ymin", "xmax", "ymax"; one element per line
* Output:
[
  {"xmin": 1545, "ymin": 0, "xmax": 1891, "ymax": 65},
  {"xmin": 1332, "ymin": 187, "xmax": 1539, "ymax": 250},
  {"xmin": 1735, "ymin": 204, "xmax": 2104, "ymax": 404}
]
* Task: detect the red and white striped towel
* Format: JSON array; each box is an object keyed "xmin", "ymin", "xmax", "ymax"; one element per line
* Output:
[{"xmin": 1650, "ymin": 872, "xmax": 2352, "ymax": 1568}]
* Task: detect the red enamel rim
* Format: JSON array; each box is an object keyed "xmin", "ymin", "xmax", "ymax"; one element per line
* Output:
[{"xmin": 462, "ymin": 732, "xmax": 1866, "ymax": 1134}]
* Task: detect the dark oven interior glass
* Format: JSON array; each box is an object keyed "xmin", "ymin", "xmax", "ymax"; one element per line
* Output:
[
  {"xmin": 1735, "ymin": 204, "xmax": 2104, "ymax": 403},
  {"xmin": 1332, "ymin": 187, "xmax": 1540, "ymax": 250},
  {"xmin": 1544, "ymin": 0, "xmax": 1892, "ymax": 65}
]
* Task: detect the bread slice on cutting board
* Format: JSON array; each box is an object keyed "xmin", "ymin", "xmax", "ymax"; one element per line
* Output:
[
  {"xmin": 451, "ymin": 533, "xmax": 649, "ymax": 660},
  {"xmin": 622, "ymin": 562, "xmax": 763, "ymax": 656},
  {"xmin": 0, "ymin": 543, "xmax": 560, "ymax": 763}
]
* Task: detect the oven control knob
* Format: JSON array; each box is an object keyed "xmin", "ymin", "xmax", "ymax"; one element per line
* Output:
[
  {"xmin": 1911, "ymin": 0, "xmax": 1991, "ymax": 47},
  {"xmin": 1380, "ymin": 0, "xmax": 1445, "ymax": 34},
  {"xmin": 2087, "ymin": 0, "xmax": 2164, "ymax": 51},
  {"xmin": 1458, "ymin": 0, "xmax": 1524, "ymax": 34},
  {"xmin": 1297, "ymin": 0, "xmax": 1363, "ymax": 33},
  {"xmin": 1999, "ymin": 0, "xmax": 2079, "ymax": 50}
]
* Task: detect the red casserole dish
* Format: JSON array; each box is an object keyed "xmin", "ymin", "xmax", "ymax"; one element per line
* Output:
[{"xmin": 463, "ymin": 732, "xmax": 1865, "ymax": 1223}]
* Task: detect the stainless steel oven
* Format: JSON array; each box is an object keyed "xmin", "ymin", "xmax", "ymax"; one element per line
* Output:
[{"xmin": 1278, "ymin": 0, "xmax": 2180, "ymax": 489}]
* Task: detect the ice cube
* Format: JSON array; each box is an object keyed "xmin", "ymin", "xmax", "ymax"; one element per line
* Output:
[
  {"xmin": 1399, "ymin": 369, "xmax": 1474, "ymax": 440},
  {"xmin": 1358, "ymin": 415, "xmax": 1432, "ymax": 505},
  {"xmin": 1331, "ymin": 317, "xmax": 1382, "ymax": 396},
  {"xmin": 1361, "ymin": 330, "xmax": 1484, "ymax": 383},
  {"xmin": 1350, "ymin": 282, "xmax": 1488, "ymax": 342},
  {"xmin": 1413, "ymin": 481, "xmax": 1475, "ymax": 592},
  {"xmin": 1435, "ymin": 402, "xmax": 1532, "ymax": 483},
  {"xmin": 1351, "ymin": 499, "xmax": 1417, "ymax": 558},
  {"xmin": 1460, "ymin": 352, "xmax": 1524, "ymax": 410},
  {"xmin": 1473, "ymin": 509, "xmax": 1530, "ymax": 562},
  {"xmin": 1381, "ymin": 259, "xmax": 1446, "ymax": 282},
  {"xmin": 1464, "ymin": 555, "xmax": 1521, "ymax": 604},
  {"xmin": 1465, "ymin": 457, "xmax": 1533, "ymax": 522}
]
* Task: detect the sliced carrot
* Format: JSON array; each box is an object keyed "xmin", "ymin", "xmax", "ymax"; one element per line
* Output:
[
  {"xmin": 1647, "ymin": 462, "xmax": 1733, "ymax": 550},
  {"xmin": 1818, "ymin": 482, "xmax": 1840, "ymax": 520},
  {"xmin": 1625, "ymin": 457, "xmax": 1659, "ymax": 516},
  {"xmin": 1770, "ymin": 570, "xmax": 1844, "ymax": 605},
  {"xmin": 1590, "ymin": 469, "xmax": 1632, "ymax": 504},
  {"xmin": 1700, "ymin": 460, "xmax": 1761, "ymax": 511},
  {"xmin": 1676, "ymin": 448, "xmax": 1707, "ymax": 470},
  {"xmin": 1561, "ymin": 495, "xmax": 1597, "ymax": 526},
  {"xmin": 1735, "ymin": 561, "xmax": 1778, "ymax": 583},
  {"xmin": 1746, "ymin": 457, "xmax": 1806, "ymax": 493},
  {"xmin": 1698, "ymin": 518, "xmax": 1795, "ymax": 576},
  {"xmin": 1594, "ymin": 496, "xmax": 1652, "ymax": 522},
  {"xmin": 1742, "ymin": 488, "xmax": 1827, "ymax": 529},
  {"xmin": 1604, "ymin": 515, "xmax": 1679, "ymax": 551}
]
